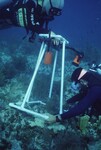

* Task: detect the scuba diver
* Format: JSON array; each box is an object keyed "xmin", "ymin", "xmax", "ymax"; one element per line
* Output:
[
  {"xmin": 0, "ymin": 0, "xmax": 64, "ymax": 42},
  {"xmin": 47, "ymin": 67, "xmax": 101, "ymax": 123}
]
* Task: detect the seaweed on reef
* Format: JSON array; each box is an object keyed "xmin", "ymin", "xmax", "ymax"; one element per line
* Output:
[
  {"xmin": 46, "ymin": 94, "xmax": 60, "ymax": 114},
  {"xmin": 53, "ymin": 131, "xmax": 88, "ymax": 150},
  {"xmin": 2, "ymin": 62, "xmax": 17, "ymax": 79},
  {"xmin": 12, "ymin": 55, "xmax": 27, "ymax": 72},
  {"xmin": 0, "ymin": 138, "xmax": 11, "ymax": 150},
  {"xmin": 45, "ymin": 81, "xmax": 61, "ymax": 113},
  {"xmin": 0, "ymin": 59, "xmax": 16, "ymax": 86},
  {"xmin": 15, "ymin": 125, "xmax": 54, "ymax": 150},
  {"xmin": 32, "ymin": 73, "xmax": 66, "ymax": 113},
  {"xmin": 52, "ymin": 81, "xmax": 61, "ymax": 96},
  {"xmin": 32, "ymin": 73, "xmax": 51, "ymax": 99},
  {"xmin": 0, "ymin": 55, "xmax": 27, "ymax": 82},
  {"xmin": 27, "ymin": 128, "xmax": 54, "ymax": 150},
  {"xmin": 0, "ymin": 70, "xmax": 6, "ymax": 86}
]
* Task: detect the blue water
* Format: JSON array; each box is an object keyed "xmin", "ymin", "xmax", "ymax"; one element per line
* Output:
[
  {"xmin": 50, "ymin": 0, "xmax": 101, "ymax": 50},
  {"xmin": 0, "ymin": 0, "xmax": 101, "ymax": 53}
]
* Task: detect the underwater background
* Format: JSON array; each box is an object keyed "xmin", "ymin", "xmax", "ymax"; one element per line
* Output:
[{"xmin": 0, "ymin": 0, "xmax": 101, "ymax": 150}]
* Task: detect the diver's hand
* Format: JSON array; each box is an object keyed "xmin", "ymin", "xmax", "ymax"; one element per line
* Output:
[
  {"xmin": 50, "ymin": 31, "xmax": 60, "ymax": 46},
  {"xmin": 46, "ymin": 114, "xmax": 56, "ymax": 124},
  {"xmin": 46, "ymin": 114, "xmax": 62, "ymax": 124}
]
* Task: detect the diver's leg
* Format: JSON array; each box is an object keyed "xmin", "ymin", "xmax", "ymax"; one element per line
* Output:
[{"xmin": 0, "ymin": 0, "xmax": 13, "ymax": 8}]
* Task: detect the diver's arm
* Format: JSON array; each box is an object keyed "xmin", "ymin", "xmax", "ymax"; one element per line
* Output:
[
  {"xmin": 67, "ymin": 87, "xmax": 88, "ymax": 104},
  {"xmin": 60, "ymin": 86, "xmax": 100, "ymax": 120},
  {"xmin": 0, "ymin": 0, "xmax": 12, "ymax": 8},
  {"xmin": 66, "ymin": 93, "xmax": 85, "ymax": 104}
]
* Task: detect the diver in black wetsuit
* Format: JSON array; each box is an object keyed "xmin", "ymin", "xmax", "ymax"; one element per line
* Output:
[
  {"xmin": 47, "ymin": 67, "xmax": 101, "ymax": 123},
  {"xmin": 0, "ymin": 0, "xmax": 64, "ymax": 41}
]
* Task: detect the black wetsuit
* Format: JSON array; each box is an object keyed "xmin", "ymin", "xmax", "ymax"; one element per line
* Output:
[
  {"xmin": 61, "ymin": 71, "xmax": 101, "ymax": 120},
  {"xmin": 0, "ymin": 0, "xmax": 54, "ymax": 34}
]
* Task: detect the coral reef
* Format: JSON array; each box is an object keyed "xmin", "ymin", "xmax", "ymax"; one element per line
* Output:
[
  {"xmin": 79, "ymin": 115, "xmax": 90, "ymax": 134},
  {"xmin": 11, "ymin": 55, "xmax": 27, "ymax": 72},
  {"xmin": 0, "ymin": 40, "xmax": 101, "ymax": 150}
]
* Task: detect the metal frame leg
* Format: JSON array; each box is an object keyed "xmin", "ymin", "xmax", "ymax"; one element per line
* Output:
[
  {"xmin": 59, "ymin": 41, "xmax": 66, "ymax": 114},
  {"xmin": 49, "ymin": 50, "xmax": 58, "ymax": 98}
]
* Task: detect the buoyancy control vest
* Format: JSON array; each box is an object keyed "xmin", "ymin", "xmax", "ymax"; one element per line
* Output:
[{"xmin": 10, "ymin": 0, "xmax": 53, "ymax": 33}]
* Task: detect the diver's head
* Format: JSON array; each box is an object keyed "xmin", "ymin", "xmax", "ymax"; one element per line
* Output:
[
  {"xmin": 41, "ymin": 0, "xmax": 64, "ymax": 16},
  {"xmin": 71, "ymin": 67, "xmax": 88, "ymax": 92}
]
